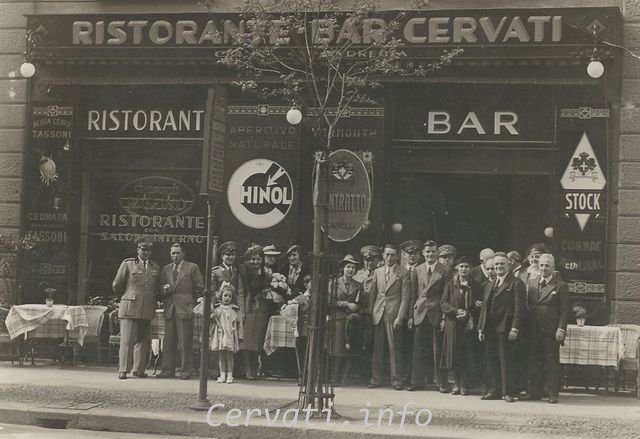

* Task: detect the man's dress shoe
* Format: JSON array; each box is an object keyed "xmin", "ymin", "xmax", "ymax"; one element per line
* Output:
[{"xmin": 118, "ymin": 372, "xmax": 127, "ymax": 380}]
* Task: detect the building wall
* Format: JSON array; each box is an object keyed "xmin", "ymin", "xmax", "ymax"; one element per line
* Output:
[
  {"xmin": 613, "ymin": 0, "xmax": 640, "ymax": 323},
  {"xmin": 2, "ymin": 0, "xmax": 638, "ymax": 320},
  {"xmin": 0, "ymin": 1, "xmax": 32, "ymax": 306}
]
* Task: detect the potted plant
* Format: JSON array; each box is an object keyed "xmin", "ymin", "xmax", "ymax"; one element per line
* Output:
[{"xmin": 573, "ymin": 303, "xmax": 587, "ymax": 327}]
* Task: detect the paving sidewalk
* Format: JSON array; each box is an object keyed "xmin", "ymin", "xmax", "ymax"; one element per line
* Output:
[{"xmin": 0, "ymin": 362, "xmax": 639, "ymax": 438}]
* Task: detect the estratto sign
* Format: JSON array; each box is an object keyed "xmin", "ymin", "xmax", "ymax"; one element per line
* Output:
[
  {"xmin": 326, "ymin": 149, "xmax": 372, "ymax": 242},
  {"xmin": 227, "ymin": 158, "xmax": 293, "ymax": 229}
]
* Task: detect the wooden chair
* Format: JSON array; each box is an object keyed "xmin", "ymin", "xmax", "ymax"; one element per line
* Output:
[
  {"xmin": 612, "ymin": 324, "xmax": 640, "ymax": 399},
  {"xmin": 107, "ymin": 309, "xmax": 121, "ymax": 363}
]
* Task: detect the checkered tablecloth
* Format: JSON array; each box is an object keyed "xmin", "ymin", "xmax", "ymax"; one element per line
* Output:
[
  {"xmin": 263, "ymin": 315, "xmax": 297, "ymax": 356},
  {"xmin": 560, "ymin": 325, "xmax": 624, "ymax": 368},
  {"xmin": 4, "ymin": 305, "xmax": 89, "ymax": 346},
  {"xmin": 151, "ymin": 308, "xmax": 204, "ymax": 347}
]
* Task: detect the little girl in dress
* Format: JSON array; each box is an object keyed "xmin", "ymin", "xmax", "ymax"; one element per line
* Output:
[{"xmin": 210, "ymin": 284, "xmax": 243, "ymax": 383}]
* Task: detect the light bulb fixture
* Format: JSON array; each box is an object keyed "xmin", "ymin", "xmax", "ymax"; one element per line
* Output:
[
  {"xmin": 544, "ymin": 226, "xmax": 554, "ymax": 239},
  {"xmin": 20, "ymin": 62, "xmax": 35, "ymax": 78},
  {"xmin": 391, "ymin": 223, "xmax": 403, "ymax": 233},
  {"xmin": 286, "ymin": 107, "xmax": 302, "ymax": 125},
  {"xmin": 587, "ymin": 48, "xmax": 604, "ymax": 79}
]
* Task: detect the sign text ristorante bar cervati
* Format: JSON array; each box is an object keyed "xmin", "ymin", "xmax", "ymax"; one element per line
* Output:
[
  {"xmin": 71, "ymin": 14, "xmax": 563, "ymax": 46},
  {"xmin": 28, "ymin": 10, "xmax": 621, "ymax": 62}
]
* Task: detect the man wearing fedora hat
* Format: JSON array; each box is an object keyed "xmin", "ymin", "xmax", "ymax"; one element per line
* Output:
[{"xmin": 112, "ymin": 236, "xmax": 161, "ymax": 380}]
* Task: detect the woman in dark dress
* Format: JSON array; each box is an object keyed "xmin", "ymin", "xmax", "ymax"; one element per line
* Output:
[
  {"xmin": 328, "ymin": 254, "xmax": 363, "ymax": 385},
  {"xmin": 237, "ymin": 245, "xmax": 271, "ymax": 380},
  {"xmin": 441, "ymin": 256, "xmax": 483, "ymax": 395}
]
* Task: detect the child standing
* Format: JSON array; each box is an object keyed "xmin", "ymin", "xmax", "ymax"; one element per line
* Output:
[{"xmin": 210, "ymin": 284, "xmax": 243, "ymax": 383}]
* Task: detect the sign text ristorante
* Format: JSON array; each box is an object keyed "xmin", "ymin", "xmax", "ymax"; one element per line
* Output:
[{"xmin": 71, "ymin": 14, "xmax": 563, "ymax": 47}]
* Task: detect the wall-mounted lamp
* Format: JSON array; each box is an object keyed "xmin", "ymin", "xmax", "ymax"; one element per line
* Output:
[
  {"xmin": 587, "ymin": 49, "xmax": 604, "ymax": 79},
  {"xmin": 286, "ymin": 107, "xmax": 302, "ymax": 125},
  {"xmin": 391, "ymin": 223, "xmax": 403, "ymax": 233},
  {"xmin": 20, "ymin": 30, "xmax": 36, "ymax": 78},
  {"xmin": 20, "ymin": 62, "xmax": 35, "ymax": 78}
]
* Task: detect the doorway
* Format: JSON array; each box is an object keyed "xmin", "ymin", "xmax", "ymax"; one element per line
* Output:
[{"xmin": 389, "ymin": 173, "xmax": 552, "ymax": 261}]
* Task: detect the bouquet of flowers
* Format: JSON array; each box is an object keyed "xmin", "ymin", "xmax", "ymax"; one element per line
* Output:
[
  {"xmin": 269, "ymin": 273, "xmax": 290, "ymax": 304},
  {"xmin": 572, "ymin": 302, "xmax": 587, "ymax": 326}
]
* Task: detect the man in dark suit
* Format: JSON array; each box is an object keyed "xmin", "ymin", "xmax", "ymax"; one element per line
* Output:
[
  {"xmin": 407, "ymin": 240, "xmax": 451, "ymax": 392},
  {"xmin": 471, "ymin": 248, "xmax": 495, "ymax": 286},
  {"xmin": 478, "ymin": 252, "xmax": 525, "ymax": 402},
  {"xmin": 522, "ymin": 253, "xmax": 569, "ymax": 404},
  {"xmin": 401, "ymin": 240, "xmax": 422, "ymax": 386},
  {"xmin": 368, "ymin": 244, "xmax": 411, "ymax": 390},
  {"xmin": 112, "ymin": 236, "xmax": 161, "ymax": 380},
  {"xmin": 157, "ymin": 243, "xmax": 204, "ymax": 380}
]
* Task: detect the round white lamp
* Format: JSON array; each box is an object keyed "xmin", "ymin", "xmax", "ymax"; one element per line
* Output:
[
  {"xmin": 544, "ymin": 226, "xmax": 554, "ymax": 239},
  {"xmin": 587, "ymin": 59, "xmax": 604, "ymax": 79},
  {"xmin": 20, "ymin": 62, "xmax": 35, "ymax": 78},
  {"xmin": 391, "ymin": 223, "xmax": 403, "ymax": 233},
  {"xmin": 286, "ymin": 107, "xmax": 302, "ymax": 125}
]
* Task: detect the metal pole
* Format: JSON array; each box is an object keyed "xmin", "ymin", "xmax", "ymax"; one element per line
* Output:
[{"xmin": 190, "ymin": 198, "xmax": 217, "ymax": 411}]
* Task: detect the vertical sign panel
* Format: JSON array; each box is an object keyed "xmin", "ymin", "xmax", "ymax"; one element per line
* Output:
[
  {"xmin": 556, "ymin": 87, "xmax": 608, "ymax": 324},
  {"xmin": 22, "ymin": 105, "xmax": 73, "ymax": 303}
]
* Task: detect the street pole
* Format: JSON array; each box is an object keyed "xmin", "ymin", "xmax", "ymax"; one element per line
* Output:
[
  {"xmin": 190, "ymin": 198, "xmax": 217, "ymax": 411},
  {"xmin": 298, "ymin": 152, "xmax": 332, "ymax": 412}
]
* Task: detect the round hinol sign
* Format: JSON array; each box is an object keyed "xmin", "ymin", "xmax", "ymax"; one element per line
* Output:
[{"xmin": 227, "ymin": 158, "xmax": 294, "ymax": 229}]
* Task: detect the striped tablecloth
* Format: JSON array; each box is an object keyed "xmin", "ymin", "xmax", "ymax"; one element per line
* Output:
[
  {"xmin": 4, "ymin": 304, "xmax": 89, "ymax": 346},
  {"xmin": 263, "ymin": 315, "xmax": 297, "ymax": 356},
  {"xmin": 560, "ymin": 324, "xmax": 624, "ymax": 368}
]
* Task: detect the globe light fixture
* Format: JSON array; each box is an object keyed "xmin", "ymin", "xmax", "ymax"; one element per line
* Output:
[
  {"xmin": 391, "ymin": 223, "xmax": 403, "ymax": 233},
  {"xmin": 544, "ymin": 226, "xmax": 554, "ymax": 239},
  {"xmin": 286, "ymin": 107, "xmax": 302, "ymax": 125},
  {"xmin": 20, "ymin": 62, "xmax": 35, "ymax": 78},
  {"xmin": 587, "ymin": 59, "xmax": 604, "ymax": 79}
]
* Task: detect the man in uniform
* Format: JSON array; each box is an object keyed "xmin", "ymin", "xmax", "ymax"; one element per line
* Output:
[
  {"xmin": 407, "ymin": 240, "xmax": 450, "ymax": 392},
  {"xmin": 368, "ymin": 244, "xmax": 410, "ymax": 390},
  {"xmin": 113, "ymin": 236, "xmax": 161, "ymax": 380},
  {"xmin": 208, "ymin": 241, "xmax": 238, "ymax": 379},
  {"xmin": 211, "ymin": 241, "xmax": 239, "ymax": 301},
  {"xmin": 438, "ymin": 245, "xmax": 457, "ymax": 270},
  {"xmin": 522, "ymin": 253, "xmax": 569, "ymax": 404},
  {"xmin": 507, "ymin": 251, "xmax": 524, "ymax": 279},
  {"xmin": 478, "ymin": 252, "xmax": 525, "ymax": 402},
  {"xmin": 157, "ymin": 243, "xmax": 204, "ymax": 380}
]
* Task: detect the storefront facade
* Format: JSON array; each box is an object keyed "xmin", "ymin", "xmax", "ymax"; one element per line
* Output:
[{"xmin": 1, "ymin": 0, "xmax": 639, "ymax": 324}]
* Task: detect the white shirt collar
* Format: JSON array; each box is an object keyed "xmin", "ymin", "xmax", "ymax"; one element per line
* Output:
[
  {"xmin": 497, "ymin": 274, "xmax": 508, "ymax": 286},
  {"xmin": 426, "ymin": 262, "xmax": 437, "ymax": 271}
]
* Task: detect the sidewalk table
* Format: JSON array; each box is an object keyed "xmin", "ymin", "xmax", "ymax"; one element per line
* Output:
[
  {"xmin": 560, "ymin": 324, "xmax": 624, "ymax": 394},
  {"xmin": 263, "ymin": 315, "xmax": 297, "ymax": 356},
  {"xmin": 5, "ymin": 304, "xmax": 89, "ymax": 346}
]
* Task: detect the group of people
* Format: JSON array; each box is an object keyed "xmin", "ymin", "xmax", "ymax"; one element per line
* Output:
[{"xmin": 112, "ymin": 236, "xmax": 569, "ymax": 404}]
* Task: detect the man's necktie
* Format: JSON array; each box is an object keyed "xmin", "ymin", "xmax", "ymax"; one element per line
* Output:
[
  {"xmin": 426, "ymin": 266, "xmax": 432, "ymax": 285},
  {"xmin": 173, "ymin": 264, "xmax": 179, "ymax": 281},
  {"xmin": 540, "ymin": 279, "xmax": 547, "ymax": 288},
  {"xmin": 385, "ymin": 268, "xmax": 390, "ymax": 283},
  {"xmin": 143, "ymin": 260, "xmax": 147, "ymax": 272}
]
